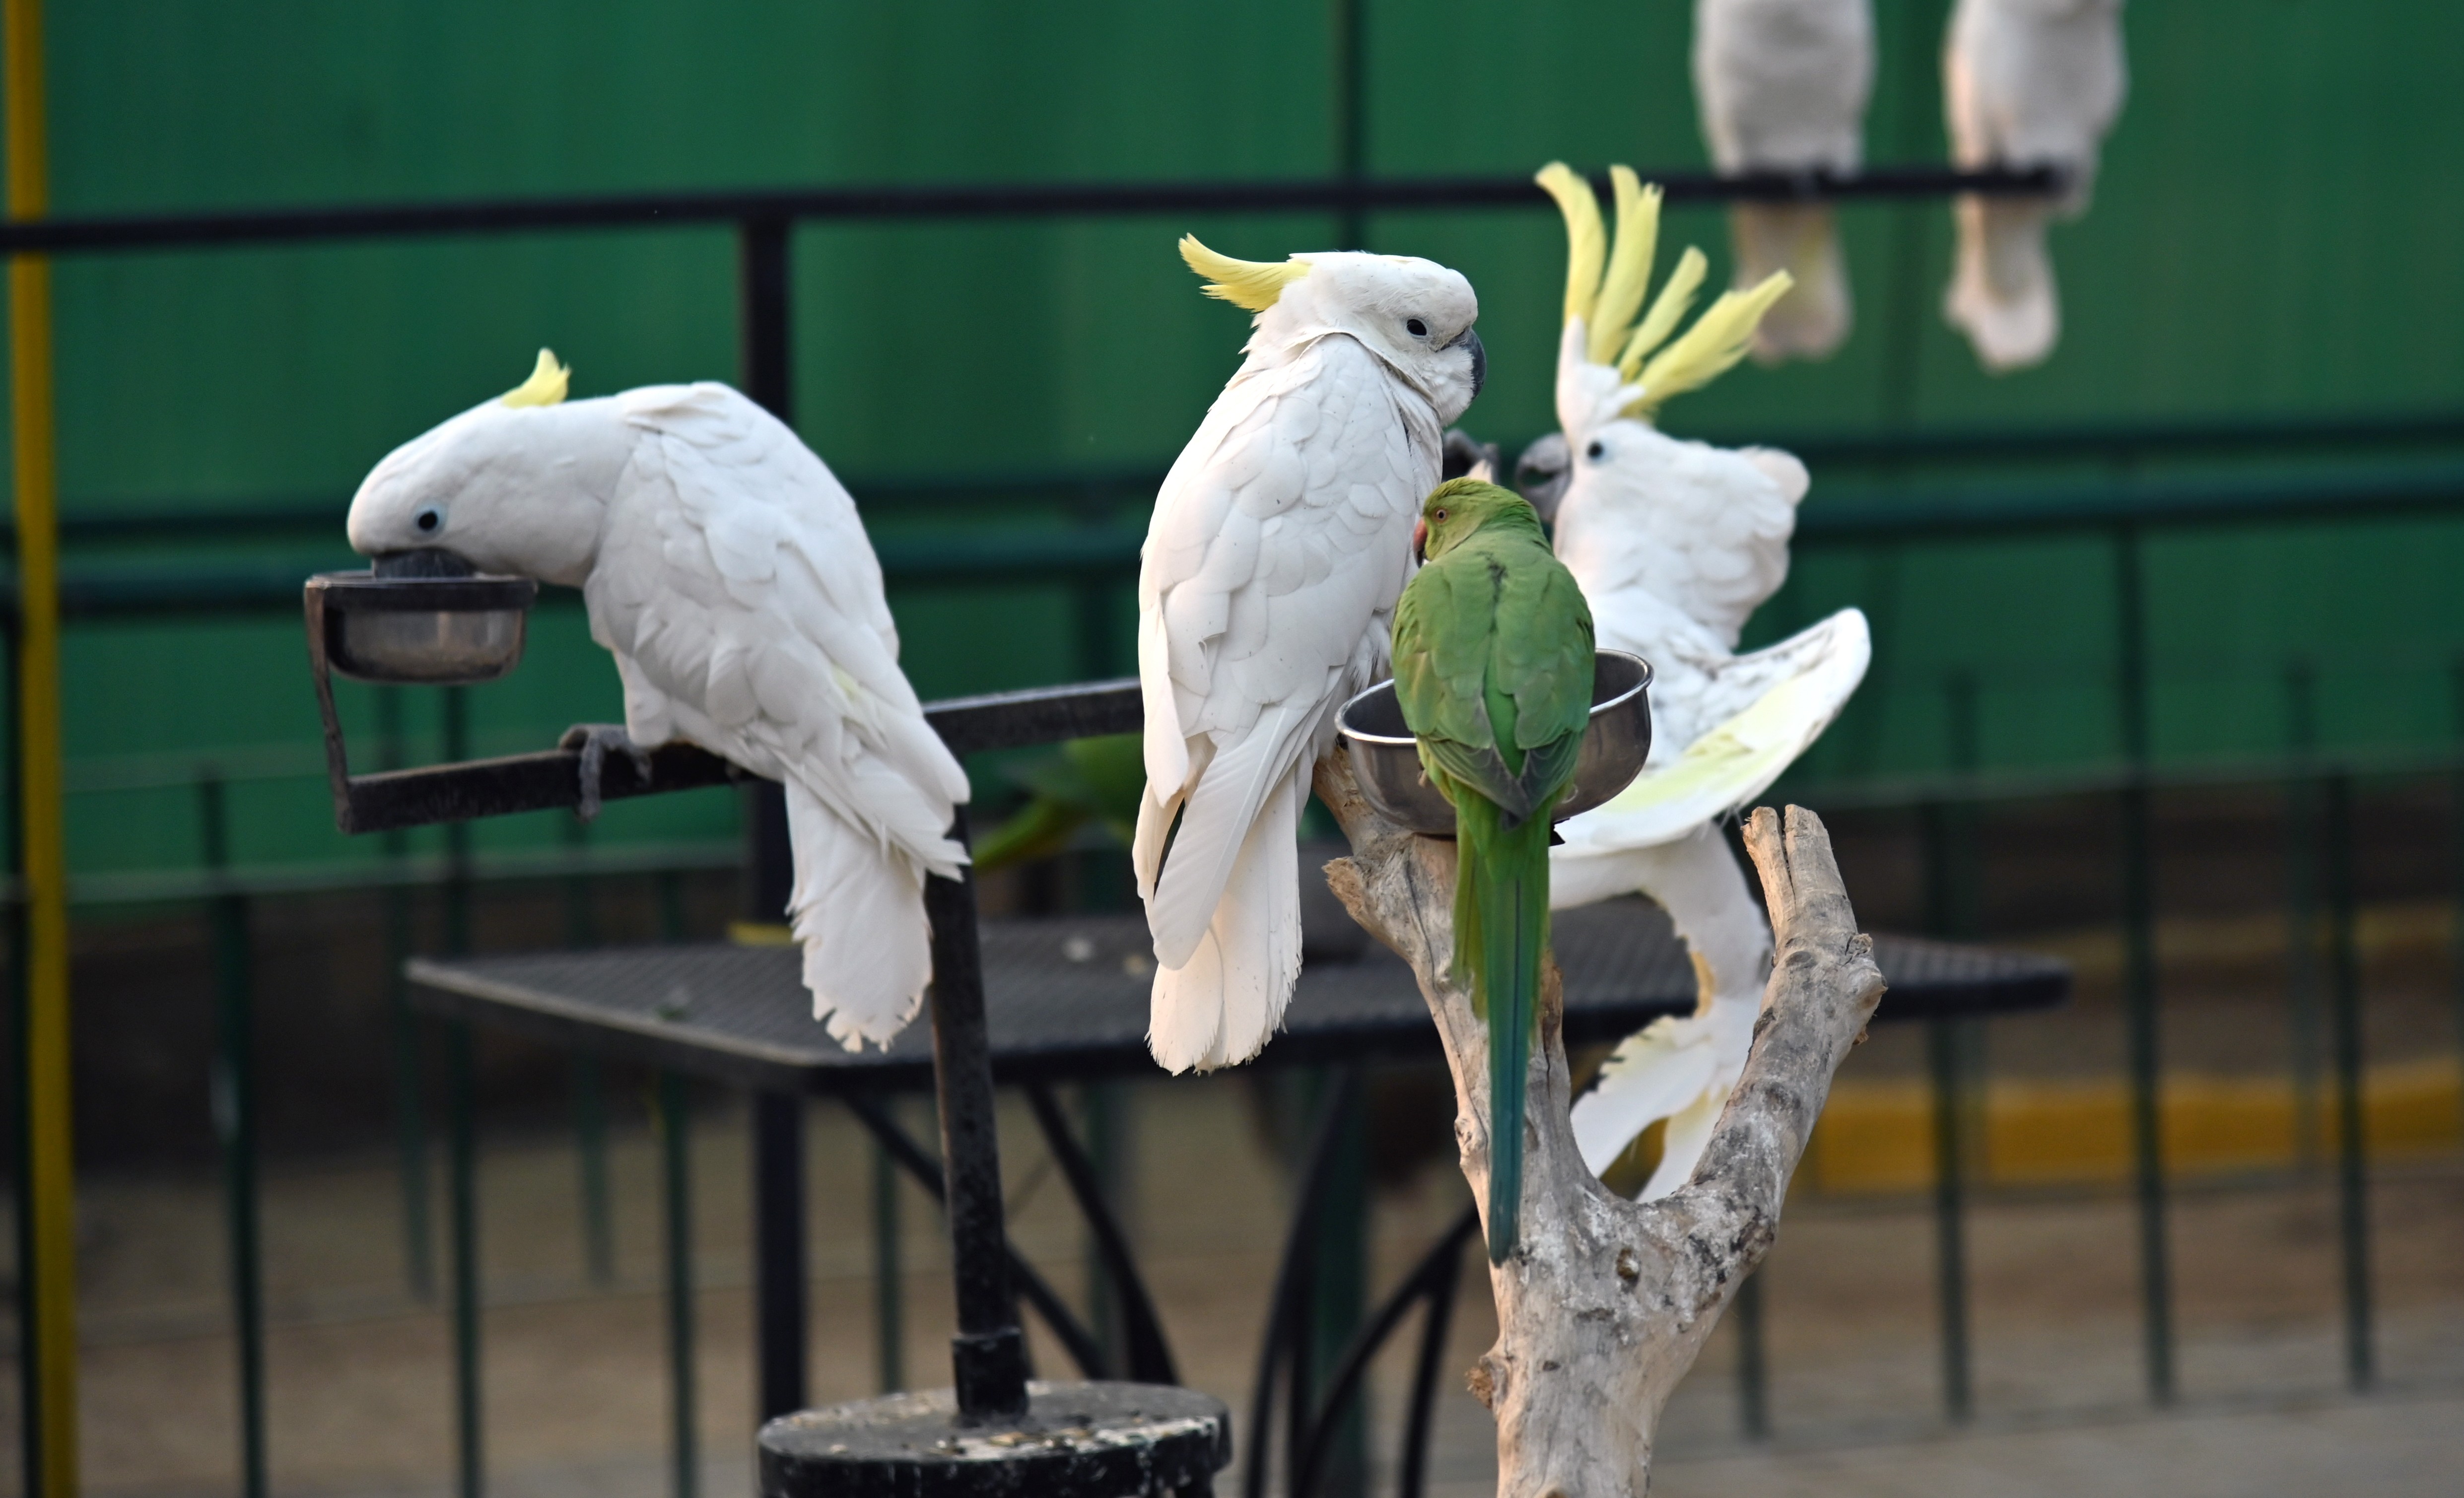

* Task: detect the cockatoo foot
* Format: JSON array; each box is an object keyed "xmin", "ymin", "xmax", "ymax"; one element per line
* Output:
[{"xmin": 558, "ymin": 724, "xmax": 654, "ymax": 822}]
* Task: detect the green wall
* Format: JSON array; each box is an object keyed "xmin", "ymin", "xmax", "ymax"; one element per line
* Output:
[{"xmin": 14, "ymin": 0, "xmax": 2464, "ymax": 885}]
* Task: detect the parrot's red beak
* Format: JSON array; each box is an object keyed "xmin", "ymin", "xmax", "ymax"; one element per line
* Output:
[{"xmin": 1412, "ymin": 518, "xmax": 1428, "ymax": 562}]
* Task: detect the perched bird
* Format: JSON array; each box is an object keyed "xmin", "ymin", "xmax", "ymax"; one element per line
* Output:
[
  {"xmin": 1694, "ymin": 0, "xmax": 1875, "ymax": 362},
  {"xmin": 1527, "ymin": 166, "xmax": 1871, "ymax": 1199},
  {"xmin": 347, "ymin": 351, "xmax": 969, "ymax": 1050},
  {"xmin": 1442, "ymin": 428, "xmax": 1502, "ymax": 484},
  {"xmin": 970, "ymin": 733, "xmax": 1145, "ymax": 874},
  {"xmin": 1135, "ymin": 239, "xmax": 1484, "ymax": 1073},
  {"xmin": 1391, "ymin": 479, "xmax": 1595, "ymax": 1263},
  {"xmin": 1942, "ymin": 0, "xmax": 2128, "ymax": 370}
]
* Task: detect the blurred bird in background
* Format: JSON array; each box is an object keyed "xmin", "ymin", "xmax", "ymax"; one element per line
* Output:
[
  {"xmin": 1694, "ymin": 0, "xmax": 1875, "ymax": 363},
  {"xmin": 1943, "ymin": 0, "xmax": 2128, "ymax": 370},
  {"xmin": 1521, "ymin": 167, "xmax": 1871, "ymax": 1199}
]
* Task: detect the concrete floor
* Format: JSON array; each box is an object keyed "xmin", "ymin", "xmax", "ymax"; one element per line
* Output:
[{"xmin": 7, "ymin": 1058, "xmax": 2461, "ymax": 1498}]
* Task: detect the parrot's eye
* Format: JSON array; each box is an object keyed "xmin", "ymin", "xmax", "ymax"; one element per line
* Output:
[
  {"xmin": 414, "ymin": 503, "xmax": 446, "ymax": 535},
  {"xmin": 1433, "ymin": 508, "xmax": 1448, "ymax": 523},
  {"xmin": 1585, "ymin": 440, "xmax": 1606, "ymax": 461},
  {"xmin": 1405, "ymin": 318, "xmax": 1429, "ymax": 338}
]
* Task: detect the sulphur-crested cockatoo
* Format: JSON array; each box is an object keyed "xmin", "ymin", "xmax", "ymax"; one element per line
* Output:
[
  {"xmin": 1695, "ymin": 0, "xmax": 1874, "ymax": 362},
  {"xmin": 1137, "ymin": 239, "xmax": 1483, "ymax": 1072},
  {"xmin": 347, "ymin": 352, "xmax": 969, "ymax": 1051},
  {"xmin": 1522, "ymin": 166, "xmax": 1871, "ymax": 1198},
  {"xmin": 1943, "ymin": 0, "xmax": 2127, "ymax": 370}
]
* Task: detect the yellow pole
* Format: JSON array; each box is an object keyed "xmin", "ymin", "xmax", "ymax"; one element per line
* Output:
[{"xmin": 4, "ymin": 2, "xmax": 75, "ymax": 1495}]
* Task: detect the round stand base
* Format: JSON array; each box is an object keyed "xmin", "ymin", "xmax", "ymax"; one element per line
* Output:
[{"xmin": 759, "ymin": 1380, "xmax": 1231, "ymax": 1498}]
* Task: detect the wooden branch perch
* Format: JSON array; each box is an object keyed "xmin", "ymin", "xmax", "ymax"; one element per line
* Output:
[{"xmin": 1313, "ymin": 749, "xmax": 1884, "ymax": 1498}]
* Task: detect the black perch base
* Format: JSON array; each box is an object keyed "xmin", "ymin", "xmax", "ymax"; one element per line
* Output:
[{"xmin": 758, "ymin": 1381, "xmax": 1230, "ymax": 1498}]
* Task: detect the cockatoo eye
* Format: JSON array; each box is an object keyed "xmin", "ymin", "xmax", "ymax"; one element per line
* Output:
[
  {"xmin": 1585, "ymin": 440, "xmax": 1606, "ymax": 461},
  {"xmin": 1405, "ymin": 318, "xmax": 1429, "ymax": 338},
  {"xmin": 414, "ymin": 503, "xmax": 447, "ymax": 535}
]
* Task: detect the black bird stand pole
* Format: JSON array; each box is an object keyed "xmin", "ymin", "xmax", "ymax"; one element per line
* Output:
[
  {"xmin": 757, "ymin": 814, "xmax": 1230, "ymax": 1498},
  {"xmin": 918, "ymin": 840, "xmax": 1030, "ymax": 1419}
]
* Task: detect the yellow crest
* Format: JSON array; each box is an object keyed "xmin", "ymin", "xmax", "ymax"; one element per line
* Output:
[
  {"xmin": 501, "ymin": 348, "xmax": 570, "ymax": 408},
  {"xmin": 1178, "ymin": 235, "xmax": 1310, "ymax": 313},
  {"xmin": 1534, "ymin": 163, "xmax": 1605, "ymax": 329},
  {"xmin": 1536, "ymin": 163, "xmax": 1792, "ymax": 418}
]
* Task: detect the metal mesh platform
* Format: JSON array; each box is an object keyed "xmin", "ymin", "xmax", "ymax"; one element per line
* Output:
[{"xmin": 408, "ymin": 896, "xmax": 2066, "ymax": 1094}]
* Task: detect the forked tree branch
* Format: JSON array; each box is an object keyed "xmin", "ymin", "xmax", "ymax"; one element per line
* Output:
[{"xmin": 1314, "ymin": 749, "xmax": 1884, "ymax": 1498}]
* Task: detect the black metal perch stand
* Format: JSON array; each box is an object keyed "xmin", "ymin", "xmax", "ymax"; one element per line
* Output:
[{"xmin": 305, "ymin": 569, "xmax": 1228, "ymax": 1491}]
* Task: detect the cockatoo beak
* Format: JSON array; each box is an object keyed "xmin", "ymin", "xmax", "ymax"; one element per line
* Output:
[{"xmin": 1412, "ymin": 518, "xmax": 1429, "ymax": 562}]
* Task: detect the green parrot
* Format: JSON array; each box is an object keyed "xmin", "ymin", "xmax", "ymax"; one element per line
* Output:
[
  {"xmin": 1391, "ymin": 477, "xmax": 1596, "ymax": 1264},
  {"xmin": 971, "ymin": 734, "xmax": 1147, "ymax": 873}
]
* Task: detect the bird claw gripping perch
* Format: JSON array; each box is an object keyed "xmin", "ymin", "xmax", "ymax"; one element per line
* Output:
[{"xmin": 559, "ymin": 724, "xmax": 654, "ymax": 822}]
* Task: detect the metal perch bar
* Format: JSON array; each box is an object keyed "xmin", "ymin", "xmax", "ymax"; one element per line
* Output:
[
  {"xmin": 0, "ymin": 165, "xmax": 2068, "ymax": 257},
  {"xmin": 309, "ymin": 671, "xmax": 1144, "ymax": 835}
]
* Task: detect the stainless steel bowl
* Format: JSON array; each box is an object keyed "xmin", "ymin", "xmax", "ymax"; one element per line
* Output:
[
  {"xmin": 1336, "ymin": 649, "xmax": 1651, "ymax": 836},
  {"xmin": 305, "ymin": 551, "xmax": 538, "ymax": 685}
]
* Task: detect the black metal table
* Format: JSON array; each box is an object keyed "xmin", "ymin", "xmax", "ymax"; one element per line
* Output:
[
  {"xmin": 409, "ymin": 897, "xmax": 2063, "ymax": 1094},
  {"xmin": 408, "ymin": 894, "xmax": 2064, "ymax": 1495}
]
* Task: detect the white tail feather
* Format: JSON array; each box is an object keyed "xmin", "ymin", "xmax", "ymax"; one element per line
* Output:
[
  {"xmin": 1142, "ymin": 704, "xmax": 1306, "ymax": 968},
  {"xmin": 783, "ymin": 780, "xmax": 933, "ymax": 1050},
  {"xmin": 1729, "ymin": 203, "xmax": 1851, "ymax": 363},
  {"xmin": 1946, "ymin": 196, "xmax": 2058, "ymax": 371},
  {"xmin": 1571, "ymin": 1015, "xmax": 1722, "ymax": 1173},
  {"xmin": 1147, "ymin": 764, "xmax": 1303, "ymax": 1072},
  {"xmin": 1637, "ymin": 1086, "xmax": 1729, "ymax": 1201},
  {"xmin": 1563, "ymin": 823, "xmax": 1773, "ymax": 1185},
  {"xmin": 1133, "ymin": 734, "xmax": 1211, "ymax": 901}
]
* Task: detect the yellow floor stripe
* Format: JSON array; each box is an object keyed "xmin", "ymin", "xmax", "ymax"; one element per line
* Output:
[{"xmin": 1805, "ymin": 1057, "xmax": 2464, "ymax": 1193}]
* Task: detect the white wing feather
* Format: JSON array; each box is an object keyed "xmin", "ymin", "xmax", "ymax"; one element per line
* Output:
[
  {"xmin": 584, "ymin": 383, "xmax": 967, "ymax": 1049},
  {"xmin": 1554, "ymin": 609, "xmax": 1868, "ymax": 863}
]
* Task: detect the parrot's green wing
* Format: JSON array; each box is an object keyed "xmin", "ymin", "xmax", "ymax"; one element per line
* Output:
[
  {"xmin": 1395, "ymin": 531, "xmax": 1594, "ymax": 825},
  {"xmin": 1394, "ymin": 547, "xmax": 1531, "ymax": 815},
  {"xmin": 1489, "ymin": 554, "xmax": 1594, "ymax": 816}
]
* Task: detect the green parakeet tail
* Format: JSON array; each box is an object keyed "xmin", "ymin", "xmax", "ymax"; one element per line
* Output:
[{"xmin": 1451, "ymin": 786, "xmax": 1556, "ymax": 1266}]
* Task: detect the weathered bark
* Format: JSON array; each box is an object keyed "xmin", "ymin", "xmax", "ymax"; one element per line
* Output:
[{"xmin": 1313, "ymin": 750, "xmax": 1884, "ymax": 1498}]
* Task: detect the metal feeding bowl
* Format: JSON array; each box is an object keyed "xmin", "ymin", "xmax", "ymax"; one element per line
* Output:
[
  {"xmin": 1336, "ymin": 649, "xmax": 1652, "ymax": 837},
  {"xmin": 304, "ymin": 548, "xmax": 538, "ymax": 685}
]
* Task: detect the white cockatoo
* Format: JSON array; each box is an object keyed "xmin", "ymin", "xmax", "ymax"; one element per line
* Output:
[
  {"xmin": 1942, "ymin": 0, "xmax": 2127, "ymax": 370},
  {"xmin": 1520, "ymin": 166, "xmax": 1871, "ymax": 1199},
  {"xmin": 1136, "ymin": 239, "xmax": 1484, "ymax": 1072},
  {"xmin": 346, "ymin": 352, "xmax": 969, "ymax": 1050},
  {"xmin": 1694, "ymin": 0, "xmax": 1875, "ymax": 362}
]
